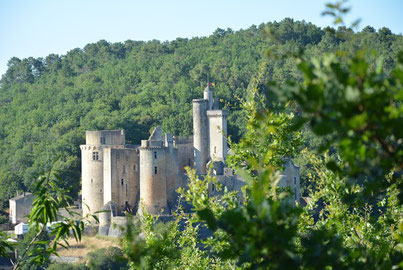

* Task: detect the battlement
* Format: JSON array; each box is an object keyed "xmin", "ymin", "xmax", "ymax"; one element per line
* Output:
[
  {"xmin": 141, "ymin": 140, "xmax": 164, "ymax": 148},
  {"xmin": 192, "ymin": 99, "xmax": 208, "ymax": 103},
  {"xmin": 174, "ymin": 135, "xmax": 193, "ymax": 145},
  {"xmin": 207, "ymin": 110, "xmax": 228, "ymax": 118}
]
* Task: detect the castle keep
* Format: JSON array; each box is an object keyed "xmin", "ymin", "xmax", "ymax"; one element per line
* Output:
[{"xmin": 81, "ymin": 84, "xmax": 300, "ymax": 224}]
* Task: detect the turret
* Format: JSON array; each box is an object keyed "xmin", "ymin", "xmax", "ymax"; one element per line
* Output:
[{"xmin": 203, "ymin": 84, "xmax": 214, "ymax": 110}]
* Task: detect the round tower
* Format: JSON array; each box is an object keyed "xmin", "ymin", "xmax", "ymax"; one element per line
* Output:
[
  {"xmin": 193, "ymin": 99, "xmax": 209, "ymax": 174},
  {"xmin": 81, "ymin": 130, "xmax": 125, "ymax": 218},
  {"xmin": 139, "ymin": 138, "xmax": 168, "ymax": 215},
  {"xmin": 81, "ymin": 132, "xmax": 105, "ymax": 219}
]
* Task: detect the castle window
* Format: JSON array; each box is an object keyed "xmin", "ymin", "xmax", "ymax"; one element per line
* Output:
[
  {"xmin": 123, "ymin": 165, "xmax": 126, "ymax": 174},
  {"xmin": 188, "ymin": 159, "xmax": 191, "ymax": 166},
  {"xmin": 154, "ymin": 166, "xmax": 158, "ymax": 174},
  {"xmin": 154, "ymin": 151, "xmax": 157, "ymax": 159},
  {"xmin": 121, "ymin": 179, "xmax": 124, "ymax": 185},
  {"xmin": 134, "ymin": 164, "xmax": 137, "ymax": 172},
  {"xmin": 214, "ymin": 146, "xmax": 217, "ymax": 154},
  {"xmin": 294, "ymin": 177, "xmax": 297, "ymax": 185},
  {"xmin": 91, "ymin": 179, "xmax": 93, "ymax": 183},
  {"xmin": 92, "ymin": 151, "xmax": 99, "ymax": 161},
  {"xmin": 116, "ymin": 152, "xmax": 120, "ymax": 159},
  {"xmin": 100, "ymin": 137, "xmax": 105, "ymax": 144}
]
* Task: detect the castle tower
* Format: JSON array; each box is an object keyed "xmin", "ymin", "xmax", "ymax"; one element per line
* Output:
[
  {"xmin": 207, "ymin": 110, "xmax": 228, "ymax": 162},
  {"xmin": 279, "ymin": 159, "xmax": 301, "ymax": 203},
  {"xmin": 103, "ymin": 147, "xmax": 139, "ymax": 216},
  {"xmin": 203, "ymin": 84, "xmax": 214, "ymax": 110},
  {"xmin": 81, "ymin": 130, "xmax": 125, "ymax": 218},
  {"xmin": 139, "ymin": 127, "xmax": 168, "ymax": 215},
  {"xmin": 192, "ymin": 98, "xmax": 209, "ymax": 174}
]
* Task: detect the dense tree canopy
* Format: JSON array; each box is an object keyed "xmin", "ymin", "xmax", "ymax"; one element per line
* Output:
[{"xmin": 0, "ymin": 19, "xmax": 401, "ymax": 209}]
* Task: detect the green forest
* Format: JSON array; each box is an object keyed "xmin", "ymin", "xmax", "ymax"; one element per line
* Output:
[{"xmin": 0, "ymin": 19, "xmax": 401, "ymax": 210}]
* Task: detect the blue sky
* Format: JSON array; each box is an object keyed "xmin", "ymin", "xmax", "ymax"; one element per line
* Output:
[{"xmin": 0, "ymin": 0, "xmax": 402, "ymax": 77}]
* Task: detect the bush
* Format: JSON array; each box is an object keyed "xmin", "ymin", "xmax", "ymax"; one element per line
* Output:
[
  {"xmin": 47, "ymin": 262, "xmax": 88, "ymax": 270},
  {"xmin": 87, "ymin": 246, "xmax": 128, "ymax": 270}
]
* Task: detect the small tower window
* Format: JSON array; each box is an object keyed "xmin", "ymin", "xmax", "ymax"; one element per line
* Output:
[
  {"xmin": 121, "ymin": 179, "xmax": 124, "ymax": 185},
  {"xmin": 134, "ymin": 164, "xmax": 137, "ymax": 172},
  {"xmin": 154, "ymin": 151, "xmax": 157, "ymax": 159},
  {"xmin": 116, "ymin": 152, "xmax": 120, "ymax": 159},
  {"xmin": 123, "ymin": 165, "xmax": 126, "ymax": 174},
  {"xmin": 92, "ymin": 151, "xmax": 99, "ymax": 161},
  {"xmin": 91, "ymin": 179, "xmax": 93, "ymax": 183},
  {"xmin": 294, "ymin": 177, "xmax": 297, "ymax": 185},
  {"xmin": 154, "ymin": 166, "xmax": 158, "ymax": 175},
  {"xmin": 214, "ymin": 146, "xmax": 217, "ymax": 154},
  {"xmin": 100, "ymin": 137, "xmax": 105, "ymax": 144}
]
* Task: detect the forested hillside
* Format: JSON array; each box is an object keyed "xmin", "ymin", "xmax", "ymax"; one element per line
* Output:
[{"xmin": 0, "ymin": 18, "xmax": 401, "ymax": 209}]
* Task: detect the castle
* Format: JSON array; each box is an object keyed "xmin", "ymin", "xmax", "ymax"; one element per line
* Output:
[{"xmin": 80, "ymin": 84, "xmax": 300, "ymax": 224}]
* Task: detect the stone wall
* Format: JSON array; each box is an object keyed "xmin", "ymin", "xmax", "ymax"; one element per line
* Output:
[
  {"xmin": 103, "ymin": 148, "xmax": 139, "ymax": 215},
  {"xmin": 176, "ymin": 136, "xmax": 194, "ymax": 173}
]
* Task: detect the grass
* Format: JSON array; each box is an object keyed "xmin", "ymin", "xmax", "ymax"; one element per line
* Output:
[{"xmin": 56, "ymin": 235, "xmax": 121, "ymax": 258}]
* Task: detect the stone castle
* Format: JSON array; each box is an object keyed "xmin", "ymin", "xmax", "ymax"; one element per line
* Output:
[{"xmin": 80, "ymin": 84, "xmax": 301, "ymax": 225}]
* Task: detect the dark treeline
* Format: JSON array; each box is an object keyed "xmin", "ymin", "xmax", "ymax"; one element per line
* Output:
[{"xmin": 0, "ymin": 18, "xmax": 401, "ymax": 209}]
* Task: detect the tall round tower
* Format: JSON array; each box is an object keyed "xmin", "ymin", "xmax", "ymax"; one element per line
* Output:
[
  {"xmin": 193, "ymin": 99, "xmax": 209, "ymax": 174},
  {"xmin": 81, "ymin": 130, "xmax": 125, "ymax": 218},
  {"xmin": 81, "ymin": 132, "xmax": 105, "ymax": 218},
  {"xmin": 139, "ymin": 127, "xmax": 168, "ymax": 215}
]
